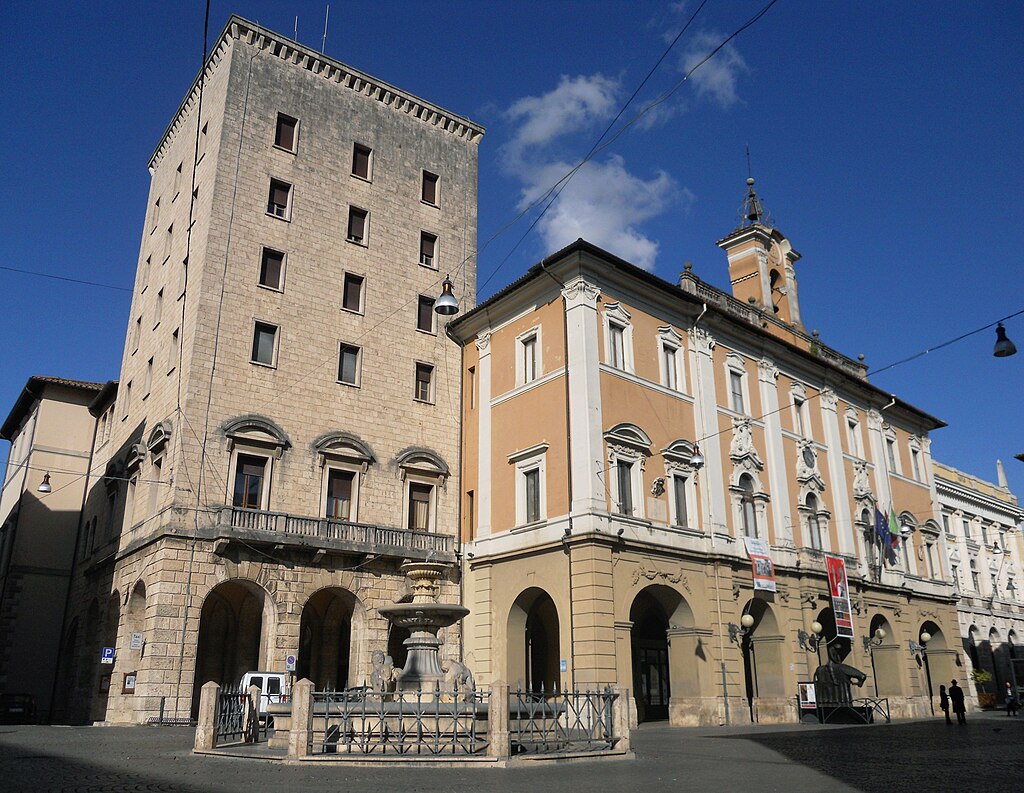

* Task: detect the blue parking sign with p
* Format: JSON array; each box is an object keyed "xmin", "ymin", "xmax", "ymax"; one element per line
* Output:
[{"xmin": 101, "ymin": 647, "xmax": 115, "ymax": 664}]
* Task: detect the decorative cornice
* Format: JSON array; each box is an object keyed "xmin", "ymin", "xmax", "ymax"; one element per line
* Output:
[
  {"xmin": 150, "ymin": 15, "xmax": 485, "ymax": 170},
  {"xmin": 475, "ymin": 332, "xmax": 492, "ymax": 353},
  {"xmin": 819, "ymin": 388, "xmax": 838, "ymax": 411},
  {"xmin": 561, "ymin": 277, "xmax": 601, "ymax": 310},
  {"xmin": 757, "ymin": 357, "xmax": 779, "ymax": 381},
  {"xmin": 688, "ymin": 327, "xmax": 716, "ymax": 356}
]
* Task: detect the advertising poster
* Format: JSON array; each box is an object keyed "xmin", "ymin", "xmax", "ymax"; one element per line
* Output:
[
  {"xmin": 825, "ymin": 554, "xmax": 854, "ymax": 638},
  {"xmin": 743, "ymin": 537, "xmax": 776, "ymax": 593},
  {"xmin": 798, "ymin": 682, "xmax": 817, "ymax": 710}
]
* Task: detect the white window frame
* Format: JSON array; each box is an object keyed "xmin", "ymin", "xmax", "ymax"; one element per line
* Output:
[
  {"xmin": 347, "ymin": 205, "xmax": 369, "ymax": 246},
  {"xmin": 351, "ymin": 142, "xmax": 373, "ymax": 181},
  {"xmin": 228, "ymin": 449, "xmax": 274, "ymax": 511},
  {"xmin": 320, "ymin": 462, "xmax": 361, "ymax": 522},
  {"xmin": 416, "ymin": 295, "xmax": 436, "ymax": 335},
  {"xmin": 267, "ymin": 178, "xmax": 292, "ymax": 221},
  {"xmin": 724, "ymin": 353, "xmax": 750, "ymax": 415},
  {"xmin": 259, "ymin": 247, "xmax": 286, "ymax": 292},
  {"xmin": 657, "ymin": 326, "xmax": 686, "ymax": 392},
  {"xmin": 668, "ymin": 470, "xmax": 696, "ymax": 528},
  {"xmin": 790, "ymin": 383, "xmax": 810, "ymax": 439},
  {"xmin": 845, "ymin": 409, "xmax": 863, "ymax": 458},
  {"xmin": 884, "ymin": 430, "xmax": 901, "ymax": 475},
  {"xmin": 274, "ymin": 112, "xmax": 299, "ymax": 153},
  {"xmin": 337, "ymin": 342, "xmax": 362, "ymax": 387},
  {"xmin": 419, "ymin": 231, "xmax": 438, "ymax": 269},
  {"xmin": 516, "ymin": 326, "xmax": 542, "ymax": 386},
  {"xmin": 341, "ymin": 271, "xmax": 365, "ymax": 314},
  {"xmin": 251, "ymin": 320, "xmax": 280, "ymax": 368},
  {"xmin": 414, "ymin": 361, "xmax": 435, "ymax": 404},
  {"xmin": 421, "ymin": 170, "xmax": 440, "ymax": 207},
  {"xmin": 403, "ymin": 475, "xmax": 438, "ymax": 533},
  {"xmin": 602, "ymin": 302, "xmax": 634, "ymax": 373},
  {"xmin": 509, "ymin": 443, "xmax": 548, "ymax": 527}
]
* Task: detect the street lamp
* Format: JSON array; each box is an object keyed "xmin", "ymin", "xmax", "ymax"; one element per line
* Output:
[
  {"xmin": 37, "ymin": 473, "xmax": 52, "ymax": 494},
  {"xmin": 434, "ymin": 275, "xmax": 460, "ymax": 316},
  {"xmin": 864, "ymin": 627, "xmax": 886, "ymax": 696},
  {"xmin": 910, "ymin": 631, "xmax": 934, "ymax": 715},
  {"xmin": 994, "ymin": 323, "xmax": 1017, "ymax": 358}
]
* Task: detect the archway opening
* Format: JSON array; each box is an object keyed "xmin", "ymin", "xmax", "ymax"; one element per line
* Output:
[
  {"xmin": 507, "ymin": 588, "xmax": 560, "ymax": 692},
  {"xmin": 815, "ymin": 606, "xmax": 851, "ymax": 662},
  {"xmin": 297, "ymin": 587, "xmax": 360, "ymax": 691},
  {"xmin": 193, "ymin": 580, "xmax": 269, "ymax": 716},
  {"xmin": 867, "ymin": 614, "xmax": 901, "ymax": 696},
  {"xmin": 740, "ymin": 598, "xmax": 783, "ymax": 721},
  {"xmin": 630, "ymin": 590, "xmax": 671, "ymax": 722}
]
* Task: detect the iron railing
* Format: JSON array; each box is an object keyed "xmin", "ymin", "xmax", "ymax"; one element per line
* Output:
[
  {"xmin": 510, "ymin": 686, "xmax": 617, "ymax": 754},
  {"xmin": 310, "ymin": 685, "xmax": 489, "ymax": 755},
  {"xmin": 228, "ymin": 508, "xmax": 453, "ymax": 555}
]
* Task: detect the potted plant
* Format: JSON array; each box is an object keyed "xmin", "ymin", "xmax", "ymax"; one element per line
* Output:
[{"xmin": 971, "ymin": 669, "xmax": 997, "ymax": 708}]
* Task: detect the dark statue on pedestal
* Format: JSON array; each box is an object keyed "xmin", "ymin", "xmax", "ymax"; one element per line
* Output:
[{"xmin": 813, "ymin": 643, "xmax": 867, "ymax": 705}]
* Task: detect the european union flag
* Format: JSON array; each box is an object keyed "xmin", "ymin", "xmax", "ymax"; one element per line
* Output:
[{"xmin": 874, "ymin": 507, "xmax": 891, "ymax": 547}]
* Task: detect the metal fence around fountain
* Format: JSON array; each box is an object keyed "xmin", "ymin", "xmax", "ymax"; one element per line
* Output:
[
  {"xmin": 311, "ymin": 684, "xmax": 490, "ymax": 755},
  {"xmin": 509, "ymin": 684, "xmax": 618, "ymax": 754}
]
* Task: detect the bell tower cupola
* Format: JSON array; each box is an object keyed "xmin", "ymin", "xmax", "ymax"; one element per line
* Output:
[{"xmin": 716, "ymin": 177, "xmax": 804, "ymax": 329}]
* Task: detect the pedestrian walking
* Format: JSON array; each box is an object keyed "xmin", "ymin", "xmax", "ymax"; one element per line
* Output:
[
  {"xmin": 1005, "ymin": 681, "xmax": 1019, "ymax": 717},
  {"xmin": 949, "ymin": 679, "xmax": 967, "ymax": 724},
  {"xmin": 938, "ymin": 684, "xmax": 952, "ymax": 724}
]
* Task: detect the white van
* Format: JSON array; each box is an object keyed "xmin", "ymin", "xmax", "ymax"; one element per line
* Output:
[{"xmin": 239, "ymin": 671, "xmax": 288, "ymax": 718}]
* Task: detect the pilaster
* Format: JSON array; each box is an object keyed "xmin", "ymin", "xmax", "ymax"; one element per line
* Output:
[
  {"xmin": 820, "ymin": 388, "xmax": 853, "ymax": 555},
  {"xmin": 757, "ymin": 358, "xmax": 793, "ymax": 545},
  {"xmin": 476, "ymin": 332, "xmax": 493, "ymax": 536},
  {"xmin": 689, "ymin": 327, "xmax": 727, "ymax": 535}
]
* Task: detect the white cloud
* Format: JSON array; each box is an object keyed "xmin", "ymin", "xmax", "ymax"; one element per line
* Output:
[
  {"xmin": 679, "ymin": 30, "xmax": 748, "ymax": 108},
  {"xmin": 504, "ymin": 74, "xmax": 619, "ymax": 161},
  {"xmin": 518, "ymin": 156, "xmax": 681, "ymax": 272}
]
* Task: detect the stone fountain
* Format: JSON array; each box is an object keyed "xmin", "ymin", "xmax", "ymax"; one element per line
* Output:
[{"xmin": 378, "ymin": 561, "xmax": 469, "ymax": 691}]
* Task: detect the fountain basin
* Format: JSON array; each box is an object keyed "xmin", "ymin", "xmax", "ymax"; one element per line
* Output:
[{"xmin": 378, "ymin": 603, "xmax": 469, "ymax": 630}]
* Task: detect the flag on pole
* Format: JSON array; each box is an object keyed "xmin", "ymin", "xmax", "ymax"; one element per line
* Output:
[
  {"xmin": 888, "ymin": 508, "xmax": 901, "ymax": 548},
  {"xmin": 874, "ymin": 507, "xmax": 890, "ymax": 547}
]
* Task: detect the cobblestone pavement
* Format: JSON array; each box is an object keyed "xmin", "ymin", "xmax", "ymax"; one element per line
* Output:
[{"xmin": 0, "ymin": 714, "xmax": 1021, "ymax": 793}]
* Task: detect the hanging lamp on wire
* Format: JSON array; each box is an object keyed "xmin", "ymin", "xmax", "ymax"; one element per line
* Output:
[
  {"xmin": 434, "ymin": 275, "xmax": 460, "ymax": 316},
  {"xmin": 993, "ymin": 322, "xmax": 1017, "ymax": 357}
]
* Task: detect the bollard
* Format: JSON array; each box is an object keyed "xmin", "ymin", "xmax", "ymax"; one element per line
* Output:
[
  {"xmin": 287, "ymin": 679, "xmax": 315, "ymax": 758},
  {"xmin": 158, "ymin": 696, "xmax": 165, "ymax": 726},
  {"xmin": 488, "ymin": 681, "xmax": 510, "ymax": 759},
  {"xmin": 612, "ymin": 686, "xmax": 631, "ymax": 753},
  {"xmin": 194, "ymin": 681, "xmax": 220, "ymax": 751}
]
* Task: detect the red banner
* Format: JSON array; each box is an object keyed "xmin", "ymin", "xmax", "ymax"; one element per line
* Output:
[{"xmin": 825, "ymin": 555, "xmax": 854, "ymax": 638}]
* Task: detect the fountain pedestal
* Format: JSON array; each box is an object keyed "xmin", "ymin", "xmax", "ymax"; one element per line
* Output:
[{"xmin": 378, "ymin": 561, "xmax": 469, "ymax": 691}]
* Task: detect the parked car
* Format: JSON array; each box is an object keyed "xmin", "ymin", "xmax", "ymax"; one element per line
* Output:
[
  {"xmin": 0, "ymin": 694, "xmax": 36, "ymax": 724},
  {"xmin": 238, "ymin": 672, "xmax": 288, "ymax": 721}
]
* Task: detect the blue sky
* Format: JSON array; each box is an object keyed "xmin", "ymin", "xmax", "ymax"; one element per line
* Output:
[{"xmin": 1, "ymin": 1, "xmax": 1022, "ymax": 494}]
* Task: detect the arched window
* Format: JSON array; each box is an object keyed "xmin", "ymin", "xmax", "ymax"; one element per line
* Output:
[
  {"xmin": 739, "ymin": 474, "xmax": 757, "ymax": 538},
  {"xmin": 970, "ymin": 559, "xmax": 980, "ymax": 592},
  {"xmin": 806, "ymin": 493, "xmax": 823, "ymax": 550},
  {"xmin": 860, "ymin": 508, "xmax": 876, "ymax": 570}
]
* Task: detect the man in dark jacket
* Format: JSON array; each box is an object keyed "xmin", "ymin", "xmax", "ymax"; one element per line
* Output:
[{"xmin": 949, "ymin": 679, "xmax": 967, "ymax": 724}]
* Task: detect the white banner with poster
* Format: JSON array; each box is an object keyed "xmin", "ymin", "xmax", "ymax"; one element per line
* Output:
[{"xmin": 743, "ymin": 537, "xmax": 777, "ymax": 592}]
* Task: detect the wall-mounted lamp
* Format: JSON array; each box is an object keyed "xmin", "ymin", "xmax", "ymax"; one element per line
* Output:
[{"xmin": 728, "ymin": 613, "xmax": 755, "ymax": 644}]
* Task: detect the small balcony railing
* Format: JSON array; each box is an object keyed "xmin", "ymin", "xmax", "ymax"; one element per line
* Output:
[{"xmin": 225, "ymin": 507, "xmax": 454, "ymax": 559}]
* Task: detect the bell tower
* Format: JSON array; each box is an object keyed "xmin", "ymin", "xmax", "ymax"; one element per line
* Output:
[{"xmin": 716, "ymin": 177, "xmax": 804, "ymax": 329}]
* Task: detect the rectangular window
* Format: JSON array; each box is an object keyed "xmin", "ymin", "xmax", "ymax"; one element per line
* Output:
[
  {"xmin": 616, "ymin": 461, "xmax": 634, "ymax": 515},
  {"xmin": 886, "ymin": 438, "xmax": 897, "ymax": 470},
  {"xmin": 251, "ymin": 321, "xmax": 278, "ymax": 366},
  {"xmin": 663, "ymin": 345, "xmax": 678, "ymax": 390},
  {"xmin": 942, "ymin": 514, "xmax": 950, "ymax": 535},
  {"xmin": 233, "ymin": 454, "xmax": 267, "ymax": 509},
  {"xmin": 122, "ymin": 381, "xmax": 132, "ymax": 420},
  {"xmin": 165, "ymin": 224, "xmax": 173, "ymax": 259},
  {"xmin": 325, "ymin": 469, "xmax": 354, "ymax": 520},
  {"xmin": 154, "ymin": 288, "xmax": 163, "ymax": 328},
  {"xmin": 267, "ymin": 179, "xmax": 291, "ymax": 219},
  {"xmin": 342, "ymin": 273, "xmax": 365, "ymax": 313},
  {"xmin": 468, "ymin": 367, "xmax": 476, "ymax": 410},
  {"xmin": 847, "ymin": 419, "xmax": 860, "ymax": 456},
  {"xmin": 730, "ymin": 371, "xmax": 745, "ymax": 414},
  {"xmin": 274, "ymin": 113, "xmax": 297, "ymax": 151},
  {"xmin": 168, "ymin": 328, "xmax": 179, "ymax": 374},
  {"xmin": 609, "ymin": 324, "xmax": 625, "ymax": 369},
  {"xmin": 524, "ymin": 468, "xmax": 541, "ymax": 524},
  {"xmin": 673, "ymin": 474, "xmax": 688, "ymax": 527},
  {"xmin": 198, "ymin": 122, "xmax": 208, "ymax": 161},
  {"xmin": 417, "ymin": 295, "xmax": 435, "ymax": 332},
  {"xmin": 421, "ymin": 171, "xmax": 439, "ymax": 205},
  {"xmin": 147, "ymin": 456, "xmax": 162, "ymax": 517},
  {"xmin": 123, "ymin": 477, "xmax": 137, "ymax": 532},
  {"xmin": 911, "ymin": 449, "xmax": 921, "ymax": 480},
  {"xmin": 951, "ymin": 564, "xmax": 959, "ymax": 591},
  {"xmin": 522, "ymin": 334, "xmax": 538, "ymax": 383},
  {"xmin": 338, "ymin": 343, "xmax": 361, "ymax": 385},
  {"xmin": 141, "ymin": 256, "xmax": 151, "ymax": 292},
  {"xmin": 151, "ymin": 197, "xmax": 160, "ymax": 232},
  {"xmin": 132, "ymin": 316, "xmax": 142, "ymax": 353},
  {"xmin": 347, "ymin": 206, "xmax": 368, "ymax": 244},
  {"xmin": 794, "ymin": 398, "xmax": 805, "ymax": 436},
  {"xmin": 352, "ymin": 143, "xmax": 372, "ymax": 179},
  {"xmin": 414, "ymin": 363, "xmax": 434, "ymax": 403},
  {"xmin": 408, "ymin": 483, "xmax": 433, "ymax": 531},
  {"xmin": 259, "ymin": 248, "xmax": 285, "ymax": 290},
  {"xmin": 143, "ymin": 358, "xmax": 153, "ymax": 397},
  {"xmin": 466, "ymin": 490, "xmax": 475, "ymax": 535},
  {"xmin": 173, "ymin": 163, "xmax": 182, "ymax": 197},
  {"xmin": 419, "ymin": 232, "xmax": 437, "ymax": 268},
  {"xmin": 962, "ymin": 517, "xmax": 971, "ymax": 539}
]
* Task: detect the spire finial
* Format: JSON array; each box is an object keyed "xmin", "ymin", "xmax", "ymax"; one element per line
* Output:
[{"xmin": 737, "ymin": 149, "xmax": 772, "ymax": 229}]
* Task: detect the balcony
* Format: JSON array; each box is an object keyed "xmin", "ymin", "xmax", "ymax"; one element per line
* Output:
[{"xmin": 213, "ymin": 507, "xmax": 455, "ymax": 562}]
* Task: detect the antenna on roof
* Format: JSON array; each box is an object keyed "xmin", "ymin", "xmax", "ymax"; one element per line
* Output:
[
  {"xmin": 294, "ymin": 16, "xmax": 298, "ymax": 41},
  {"xmin": 746, "ymin": 145, "xmax": 753, "ymax": 180},
  {"xmin": 321, "ymin": 5, "xmax": 330, "ymax": 54}
]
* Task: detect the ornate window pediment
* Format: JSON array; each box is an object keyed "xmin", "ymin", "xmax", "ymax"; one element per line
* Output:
[
  {"xmin": 223, "ymin": 414, "xmax": 291, "ymax": 456},
  {"xmin": 662, "ymin": 439, "xmax": 699, "ymax": 473},
  {"xmin": 796, "ymin": 438, "xmax": 825, "ymax": 491},
  {"xmin": 103, "ymin": 460, "xmax": 125, "ymax": 493},
  {"xmin": 604, "ymin": 423, "xmax": 651, "ymax": 454},
  {"xmin": 395, "ymin": 447, "xmax": 450, "ymax": 483},
  {"xmin": 314, "ymin": 431, "xmax": 375, "ymax": 472},
  {"xmin": 729, "ymin": 416, "xmax": 763, "ymax": 471},
  {"xmin": 146, "ymin": 420, "xmax": 172, "ymax": 454},
  {"xmin": 125, "ymin": 442, "xmax": 147, "ymax": 473},
  {"xmin": 852, "ymin": 459, "xmax": 873, "ymax": 501}
]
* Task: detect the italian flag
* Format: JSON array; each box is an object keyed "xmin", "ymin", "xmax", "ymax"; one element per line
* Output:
[{"xmin": 888, "ymin": 508, "xmax": 901, "ymax": 548}]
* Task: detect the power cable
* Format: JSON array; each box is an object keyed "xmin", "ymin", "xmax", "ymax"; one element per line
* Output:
[{"xmin": 0, "ymin": 265, "xmax": 131, "ymax": 293}]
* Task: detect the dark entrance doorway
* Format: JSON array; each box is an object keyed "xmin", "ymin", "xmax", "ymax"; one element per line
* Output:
[
  {"xmin": 631, "ymin": 591, "xmax": 670, "ymax": 721},
  {"xmin": 297, "ymin": 588, "xmax": 358, "ymax": 690}
]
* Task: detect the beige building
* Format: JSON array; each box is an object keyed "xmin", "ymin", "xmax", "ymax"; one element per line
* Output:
[
  {"xmin": 450, "ymin": 184, "xmax": 962, "ymax": 725},
  {"xmin": 935, "ymin": 461, "xmax": 1024, "ymax": 706},
  {"xmin": 0, "ymin": 376, "xmax": 105, "ymax": 719},
  {"xmin": 52, "ymin": 15, "xmax": 483, "ymax": 723}
]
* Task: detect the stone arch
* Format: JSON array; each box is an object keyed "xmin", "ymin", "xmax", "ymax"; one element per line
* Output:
[
  {"xmin": 628, "ymin": 585, "xmax": 699, "ymax": 724},
  {"xmin": 192, "ymin": 579, "xmax": 275, "ymax": 717},
  {"xmin": 296, "ymin": 586, "xmax": 366, "ymax": 690},
  {"xmin": 867, "ymin": 613, "xmax": 902, "ymax": 696},
  {"xmin": 222, "ymin": 414, "xmax": 291, "ymax": 450},
  {"xmin": 920, "ymin": 620, "xmax": 958, "ymax": 704},
  {"xmin": 507, "ymin": 588, "xmax": 560, "ymax": 692},
  {"xmin": 739, "ymin": 599, "xmax": 786, "ymax": 722},
  {"xmin": 988, "ymin": 626, "xmax": 1007, "ymax": 692}
]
